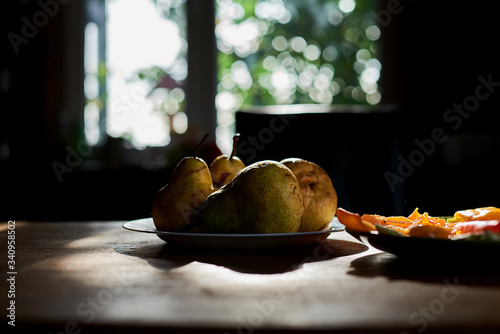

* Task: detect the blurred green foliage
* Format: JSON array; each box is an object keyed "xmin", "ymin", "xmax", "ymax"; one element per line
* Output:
[{"xmin": 215, "ymin": 0, "xmax": 381, "ymax": 107}]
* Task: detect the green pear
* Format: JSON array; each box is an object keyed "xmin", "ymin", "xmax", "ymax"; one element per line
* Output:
[
  {"xmin": 152, "ymin": 135, "xmax": 214, "ymax": 232},
  {"xmin": 200, "ymin": 160, "xmax": 304, "ymax": 234},
  {"xmin": 281, "ymin": 158, "xmax": 338, "ymax": 232},
  {"xmin": 210, "ymin": 134, "xmax": 245, "ymax": 189}
]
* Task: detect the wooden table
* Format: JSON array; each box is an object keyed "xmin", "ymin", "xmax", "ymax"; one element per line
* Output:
[{"xmin": 2, "ymin": 221, "xmax": 500, "ymax": 333}]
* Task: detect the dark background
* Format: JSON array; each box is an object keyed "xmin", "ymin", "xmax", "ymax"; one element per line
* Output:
[{"xmin": 1, "ymin": 1, "xmax": 499, "ymax": 221}]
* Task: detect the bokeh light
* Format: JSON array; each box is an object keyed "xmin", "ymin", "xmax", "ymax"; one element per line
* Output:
[
  {"xmin": 214, "ymin": 0, "xmax": 381, "ymax": 150},
  {"xmin": 339, "ymin": 0, "xmax": 356, "ymax": 14}
]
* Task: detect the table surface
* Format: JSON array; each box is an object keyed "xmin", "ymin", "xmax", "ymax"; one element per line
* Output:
[{"xmin": 2, "ymin": 220, "xmax": 500, "ymax": 333}]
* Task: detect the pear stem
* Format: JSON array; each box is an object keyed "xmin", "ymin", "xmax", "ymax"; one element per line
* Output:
[
  {"xmin": 229, "ymin": 133, "xmax": 240, "ymax": 160},
  {"xmin": 195, "ymin": 134, "xmax": 209, "ymax": 157}
]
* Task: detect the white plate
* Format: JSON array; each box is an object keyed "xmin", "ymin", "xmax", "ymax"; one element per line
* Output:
[{"xmin": 123, "ymin": 218, "xmax": 344, "ymax": 249}]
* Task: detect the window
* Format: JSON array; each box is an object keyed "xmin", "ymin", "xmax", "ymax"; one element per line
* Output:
[
  {"xmin": 215, "ymin": 0, "xmax": 381, "ymax": 152},
  {"xmin": 105, "ymin": 0, "xmax": 187, "ymax": 148},
  {"xmin": 84, "ymin": 0, "xmax": 187, "ymax": 150},
  {"xmin": 84, "ymin": 0, "xmax": 381, "ymax": 155}
]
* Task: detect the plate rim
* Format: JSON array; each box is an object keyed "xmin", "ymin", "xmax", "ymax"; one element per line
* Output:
[{"xmin": 123, "ymin": 217, "xmax": 344, "ymax": 238}]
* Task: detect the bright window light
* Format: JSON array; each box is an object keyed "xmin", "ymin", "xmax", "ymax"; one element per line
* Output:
[{"xmin": 105, "ymin": 0, "xmax": 185, "ymax": 149}]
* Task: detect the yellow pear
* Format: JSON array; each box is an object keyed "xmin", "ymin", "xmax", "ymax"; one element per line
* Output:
[
  {"xmin": 152, "ymin": 135, "xmax": 214, "ymax": 232},
  {"xmin": 209, "ymin": 133, "xmax": 245, "ymax": 189},
  {"xmin": 281, "ymin": 158, "xmax": 337, "ymax": 232}
]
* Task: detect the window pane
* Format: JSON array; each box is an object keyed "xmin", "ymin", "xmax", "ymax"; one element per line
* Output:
[
  {"xmin": 104, "ymin": 0, "xmax": 187, "ymax": 149},
  {"xmin": 215, "ymin": 0, "xmax": 381, "ymax": 151},
  {"xmin": 84, "ymin": 21, "xmax": 101, "ymax": 146}
]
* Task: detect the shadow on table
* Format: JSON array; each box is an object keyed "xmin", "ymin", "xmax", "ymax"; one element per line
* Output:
[
  {"xmin": 115, "ymin": 238, "xmax": 368, "ymax": 274},
  {"xmin": 348, "ymin": 252, "xmax": 500, "ymax": 287}
]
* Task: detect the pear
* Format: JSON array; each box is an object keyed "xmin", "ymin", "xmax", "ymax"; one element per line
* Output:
[
  {"xmin": 281, "ymin": 158, "xmax": 337, "ymax": 232},
  {"xmin": 201, "ymin": 160, "xmax": 304, "ymax": 234},
  {"xmin": 209, "ymin": 133, "xmax": 245, "ymax": 189},
  {"xmin": 152, "ymin": 135, "xmax": 214, "ymax": 232}
]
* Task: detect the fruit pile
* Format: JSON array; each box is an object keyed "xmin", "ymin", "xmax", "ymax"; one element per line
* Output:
[{"xmin": 152, "ymin": 134, "xmax": 338, "ymax": 234}]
